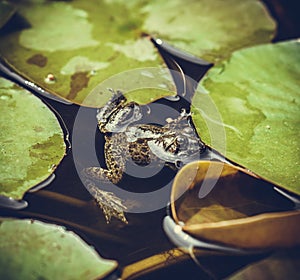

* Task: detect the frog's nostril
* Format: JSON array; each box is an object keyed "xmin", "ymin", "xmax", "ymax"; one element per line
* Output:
[{"xmin": 183, "ymin": 127, "xmax": 193, "ymax": 134}]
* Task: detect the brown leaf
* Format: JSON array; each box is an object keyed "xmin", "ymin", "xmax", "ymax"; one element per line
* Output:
[{"xmin": 171, "ymin": 161, "xmax": 300, "ymax": 249}]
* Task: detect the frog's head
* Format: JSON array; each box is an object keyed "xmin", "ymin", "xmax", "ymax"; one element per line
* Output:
[
  {"xmin": 148, "ymin": 117, "xmax": 206, "ymax": 167},
  {"xmin": 97, "ymin": 90, "xmax": 142, "ymax": 133}
]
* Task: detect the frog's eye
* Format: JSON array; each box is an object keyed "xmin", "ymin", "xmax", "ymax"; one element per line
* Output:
[
  {"xmin": 175, "ymin": 160, "xmax": 183, "ymax": 169},
  {"xmin": 176, "ymin": 135, "xmax": 186, "ymax": 145}
]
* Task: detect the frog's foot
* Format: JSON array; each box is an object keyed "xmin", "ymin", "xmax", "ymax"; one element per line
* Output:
[{"xmin": 86, "ymin": 181, "xmax": 128, "ymax": 224}]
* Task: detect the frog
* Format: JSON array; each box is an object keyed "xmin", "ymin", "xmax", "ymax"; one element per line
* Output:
[{"xmin": 82, "ymin": 90, "xmax": 206, "ymax": 223}]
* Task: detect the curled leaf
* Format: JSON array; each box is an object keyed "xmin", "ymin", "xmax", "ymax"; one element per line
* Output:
[{"xmin": 171, "ymin": 161, "xmax": 300, "ymax": 249}]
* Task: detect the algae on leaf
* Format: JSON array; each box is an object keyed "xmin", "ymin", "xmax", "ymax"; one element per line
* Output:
[
  {"xmin": 0, "ymin": 218, "xmax": 117, "ymax": 280},
  {"xmin": 0, "ymin": 78, "xmax": 66, "ymax": 200},
  {"xmin": 192, "ymin": 40, "xmax": 300, "ymax": 194},
  {"xmin": 0, "ymin": 0, "xmax": 275, "ymax": 105}
]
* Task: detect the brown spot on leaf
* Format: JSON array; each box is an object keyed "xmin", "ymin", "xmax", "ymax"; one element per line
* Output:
[
  {"xmin": 31, "ymin": 141, "xmax": 54, "ymax": 150},
  {"xmin": 67, "ymin": 72, "xmax": 90, "ymax": 100},
  {"xmin": 26, "ymin": 54, "xmax": 48, "ymax": 67},
  {"xmin": 33, "ymin": 126, "xmax": 44, "ymax": 132}
]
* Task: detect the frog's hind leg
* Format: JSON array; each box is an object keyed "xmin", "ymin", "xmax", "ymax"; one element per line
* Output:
[
  {"xmin": 82, "ymin": 165, "xmax": 128, "ymax": 223},
  {"xmin": 82, "ymin": 135, "xmax": 126, "ymax": 185},
  {"xmin": 84, "ymin": 179, "xmax": 128, "ymax": 224},
  {"xmin": 102, "ymin": 133, "xmax": 127, "ymax": 184},
  {"xmin": 82, "ymin": 166, "xmax": 122, "ymax": 185},
  {"xmin": 81, "ymin": 134, "xmax": 128, "ymax": 223}
]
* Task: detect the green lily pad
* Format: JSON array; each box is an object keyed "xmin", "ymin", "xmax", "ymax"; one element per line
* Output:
[
  {"xmin": 0, "ymin": 218, "xmax": 117, "ymax": 279},
  {"xmin": 0, "ymin": 1, "xmax": 16, "ymax": 29},
  {"xmin": 0, "ymin": 77, "xmax": 66, "ymax": 200},
  {"xmin": 0, "ymin": 0, "xmax": 275, "ymax": 105},
  {"xmin": 192, "ymin": 40, "xmax": 300, "ymax": 194},
  {"xmin": 141, "ymin": 0, "xmax": 275, "ymax": 62}
]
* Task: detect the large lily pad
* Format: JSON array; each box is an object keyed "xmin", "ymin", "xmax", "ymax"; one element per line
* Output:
[
  {"xmin": 0, "ymin": 218, "xmax": 117, "ymax": 279},
  {"xmin": 0, "ymin": 78, "xmax": 65, "ymax": 200},
  {"xmin": 0, "ymin": 0, "xmax": 275, "ymax": 105},
  {"xmin": 192, "ymin": 40, "xmax": 300, "ymax": 194}
]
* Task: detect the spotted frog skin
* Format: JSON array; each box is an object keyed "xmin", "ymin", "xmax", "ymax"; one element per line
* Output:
[{"xmin": 83, "ymin": 90, "xmax": 206, "ymax": 223}]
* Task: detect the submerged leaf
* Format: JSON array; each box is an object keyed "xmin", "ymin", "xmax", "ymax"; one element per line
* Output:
[
  {"xmin": 0, "ymin": 0, "xmax": 275, "ymax": 105},
  {"xmin": 192, "ymin": 40, "xmax": 300, "ymax": 194},
  {"xmin": 0, "ymin": 78, "xmax": 65, "ymax": 200},
  {"xmin": 171, "ymin": 161, "xmax": 300, "ymax": 249},
  {"xmin": 0, "ymin": 1, "xmax": 16, "ymax": 29},
  {"xmin": 227, "ymin": 249, "xmax": 300, "ymax": 280},
  {"xmin": 0, "ymin": 218, "xmax": 117, "ymax": 279}
]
